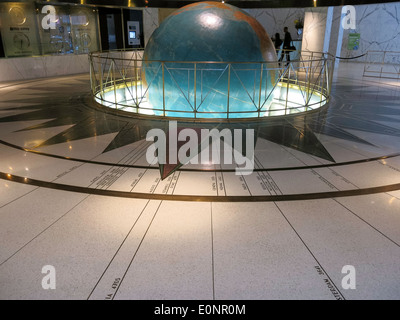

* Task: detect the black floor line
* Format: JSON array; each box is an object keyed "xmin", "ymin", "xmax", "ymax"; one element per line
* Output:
[
  {"xmin": 210, "ymin": 202, "xmax": 215, "ymax": 300},
  {"xmin": 333, "ymin": 198, "xmax": 400, "ymax": 248},
  {"xmin": 87, "ymin": 199, "xmax": 151, "ymax": 300},
  {"xmin": 112, "ymin": 200, "xmax": 163, "ymax": 300},
  {"xmin": 0, "ymin": 185, "xmax": 40, "ymax": 210},
  {"xmin": 274, "ymin": 202, "xmax": 345, "ymax": 300},
  {"xmin": 0, "ymin": 194, "xmax": 90, "ymax": 267}
]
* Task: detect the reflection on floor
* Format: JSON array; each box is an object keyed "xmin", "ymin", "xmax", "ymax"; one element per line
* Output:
[{"xmin": 0, "ymin": 61, "xmax": 400, "ymax": 299}]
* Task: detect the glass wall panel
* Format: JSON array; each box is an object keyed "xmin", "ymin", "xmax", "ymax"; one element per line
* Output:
[
  {"xmin": 0, "ymin": 2, "xmax": 40, "ymax": 57},
  {"xmin": 70, "ymin": 6, "xmax": 99, "ymax": 54},
  {"xmin": 0, "ymin": 2, "xmax": 100, "ymax": 58},
  {"xmin": 37, "ymin": 4, "xmax": 73, "ymax": 55}
]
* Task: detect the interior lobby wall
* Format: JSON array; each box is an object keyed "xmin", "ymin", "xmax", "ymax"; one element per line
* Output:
[
  {"xmin": 301, "ymin": 7, "xmax": 329, "ymax": 53},
  {"xmin": 0, "ymin": 53, "xmax": 90, "ymax": 82},
  {"xmin": 248, "ymin": 2, "xmax": 400, "ymax": 62},
  {"xmin": 245, "ymin": 7, "xmax": 305, "ymax": 41},
  {"xmin": 339, "ymin": 2, "xmax": 400, "ymax": 59},
  {"xmin": 1, "ymin": 2, "xmax": 400, "ymax": 82},
  {"xmin": 143, "ymin": 7, "xmax": 159, "ymax": 46},
  {"xmin": 0, "ymin": 4, "xmax": 158, "ymax": 82}
]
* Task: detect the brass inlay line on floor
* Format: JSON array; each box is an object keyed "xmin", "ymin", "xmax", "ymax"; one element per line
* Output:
[{"xmin": 1, "ymin": 171, "xmax": 400, "ymax": 202}]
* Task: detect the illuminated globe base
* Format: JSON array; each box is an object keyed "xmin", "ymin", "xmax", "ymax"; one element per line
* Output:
[{"xmin": 94, "ymin": 80, "xmax": 327, "ymax": 119}]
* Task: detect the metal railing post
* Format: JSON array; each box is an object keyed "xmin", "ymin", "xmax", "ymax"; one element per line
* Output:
[
  {"xmin": 328, "ymin": 59, "xmax": 334, "ymax": 98},
  {"xmin": 162, "ymin": 62, "xmax": 165, "ymax": 116},
  {"xmin": 380, "ymin": 51, "xmax": 386, "ymax": 78},
  {"xmin": 362, "ymin": 51, "xmax": 368, "ymax": 77},
  {"xmin": 134, "ymin": 58, "xmax": 138, "ymax": 112},
  {"xmin": 285, "ymin": 65, "xmax": 290, "ymax": 115},
  {"xmin": 320, "ymin": 59, "xmax": 326, "ymax": 108},
  {"xmin": 99, "ymin": 57, "xmax": 104, "ymax": 101},
  {"xmin": 258, "ymin": 63, "xmax": 263, "ymax": 118},
  {"xmin": 89, "ymin": 56, "xmax": 94, "ymax": 95},
  {"xmin": 194, "ymin": 63, "xmax": 197, "ymax": 118},
  {"xmin": 306, "ymin": 53, "xmax": 313, "ymax": 109},
  {"xmin": 227, "ymin": 63, "xmax": 231, "ymax": 119},
  {"xmin": 112, "ymin": 60, "xmax": 117, "ymax": 109}
]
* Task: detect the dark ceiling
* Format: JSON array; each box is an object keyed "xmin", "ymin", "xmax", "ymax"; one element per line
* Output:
[{"xmin": 33, "ymin": 0, "xmax": 400, "ymax": 9}]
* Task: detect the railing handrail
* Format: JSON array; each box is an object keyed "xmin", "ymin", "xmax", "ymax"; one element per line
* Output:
[
  {"xmin": 365, "ymin": 50, "xmax": 400, "ymax": 55},
  {"xmin": 89, "ymin": 50, "xmax": 334, "ymax": 65},
  {"xmin": 89, "ymin": 49, "xmax": 334, "ymax": 120},
  {"xmin": 363, "ymin": 50, "xmax": 400, "ymax": 79}
]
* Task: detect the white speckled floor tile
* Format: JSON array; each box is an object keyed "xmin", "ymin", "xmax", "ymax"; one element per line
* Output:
[
  {"xmin": 220, "ymin": 172, "xmax": 251, "ymax": 196},
  {"xmin": 0, "ymin": 179, "xmax": 37, "ymax": 208},
  {"xmin": 114, "ymin": 201, "xmax": 213, "ymax": 300},
  {"xmin": 212, "ymin": 202, "xmax": 337, "ymax": 299},
  {"xmin": 107, "ymin": 167, "xmax": 148, "ymax": 192},
  {"xmin": 173, "ymin": 171, "xmax": 218, "ymax": 196},
  {"xmin": 55, "ymin": 163, "xmax": 113, "ymax": 188},
  {"xmin": 0, "ymin": 188, "xmax": 87, "ymax": 265},
  {"xmin": 36, "ymin": 133, "xmax": 118, "ymax": 160},
  {"xmin": 276, "ymin": 199, "xmax": 400, "ymax": 299},
  {"xmin": 268, "ymin": 169, "xmax": 338, "ymax": 194},
  {"xmin": 335, "ymin": 194, "xmax": 400, "ymax": 245},
  {"xmin": 88, "ymin": 199, "xmax": 158, "ymax": 300},
  {"xmin": 333, "ymin": 161, "xmax": 400, "ymax": 188},
  {"xmin": 0, "ymin": 195, "xmax": 148, "ymax": 299}
]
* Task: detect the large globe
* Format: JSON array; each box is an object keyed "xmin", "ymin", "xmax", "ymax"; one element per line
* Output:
[{"xmin": 143, "ymin": 1, "xmax": 277, "ymax": 118}]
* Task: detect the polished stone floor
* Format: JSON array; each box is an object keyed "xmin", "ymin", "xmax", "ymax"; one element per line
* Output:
[{"xmin": 0, "ymin": 62, "xmax": 400, "ymax": 300}]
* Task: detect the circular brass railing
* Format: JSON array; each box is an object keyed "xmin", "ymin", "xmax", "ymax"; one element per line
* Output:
[{"xmin": 89, "ymin": 50, "xmax": 334, "ymax": 120}]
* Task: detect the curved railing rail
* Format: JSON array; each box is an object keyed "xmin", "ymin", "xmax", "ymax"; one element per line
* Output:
[
  {"xmin": 89, "ymin": 50, "xmax": 334, "ymax": 120},
  {"xmin": 362, "ymin": 50, "xmax": 400, "ymax": 79}
]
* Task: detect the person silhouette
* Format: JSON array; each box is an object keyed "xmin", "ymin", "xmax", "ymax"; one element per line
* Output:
[
  {"xmin": 279, "ymin": 27, "xmax": 292, "ymax": 66},
  {"xmin": 274, "ymin": 33, "xmax": 283, "ymax": 56}
]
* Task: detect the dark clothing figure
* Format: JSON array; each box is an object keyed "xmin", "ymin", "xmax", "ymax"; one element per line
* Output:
[
  {"xmin": 283, "ymin": 30, "xmax": 292, "ymax": 48},
  {"xmin": 274, "ymin": 33, "xmax": 283, "ymax": 56},
  {"xmin": 279, "ymin": 27, "xmax": 293, "ymax": 66}
]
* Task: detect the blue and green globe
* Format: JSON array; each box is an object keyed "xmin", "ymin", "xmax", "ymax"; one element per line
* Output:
[{"xmin": 143, "ymin": 1, "xmax": 278, "ymax": 118}]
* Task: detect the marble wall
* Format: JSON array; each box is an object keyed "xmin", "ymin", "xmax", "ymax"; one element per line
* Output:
[
  {"xmin": 340, "ymin": 2, "xmax": 400, "ymax": 62},
  {"xmin": 301, "ymin": 7, "xmax": 328, "ymax": 53},
  {"xmin": 248, "ymin": 2, "xmax": 400, "ymax": 65},
  {"xmin": 245, "ymin": 8, "xmax": 305, "ymax": 41},
  {"xmin": 2, "ymin": 3, "xmax": 400, "ymax": 82},
  {"xmin": 142, "ymin": 7, "xmax": 159, "ymax": 46},
  {"xmin": 0, "ymin": 54, "xmax": 90, "ymax": 82},
  {"xmin": 328, "ymin": 7, "xmax": 343, "ymax": 57},
  {"xmin": 300, "ymin": 6, "xmax": 343, "ymax": 55}
]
